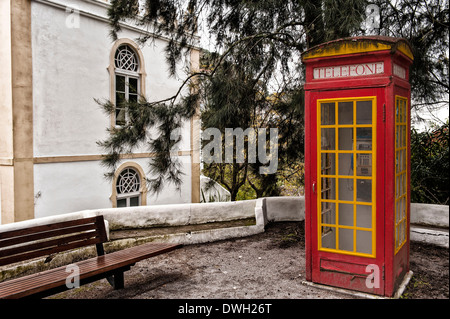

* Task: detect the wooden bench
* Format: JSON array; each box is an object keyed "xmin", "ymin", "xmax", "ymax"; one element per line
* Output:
[{"xmin": 0, "ymin": 215, "xmax": 181, "ymax": 299}]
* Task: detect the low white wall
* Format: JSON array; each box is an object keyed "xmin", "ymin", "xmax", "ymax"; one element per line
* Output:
[
  {"xmin": 410, "ymin": 203, "xmax": 449, "ymax": 228},
  {"xmin": 0, "ymin": 200, "xmax": 257, "ymax": 233},
  {"xmin": 265, "ymin": 196, "xmax": 305, "ymax": 222},
  {"xmin": 410, "ymin": 227, "xmax": 449, "ymax": 248},
  {"xmin": 0, "ymin": 196, "xmax": 447, "ymax": 234},
  {"xmin": 263, "ymin": 197, "xmax": 448, "ymax": 230},
  {"xmin": 102, "ymin": 200, "xmax": 257, "ymax": 229},
  {"xmin": 2, "ymin": 197, "xmax": 447, "ymax": 282}
]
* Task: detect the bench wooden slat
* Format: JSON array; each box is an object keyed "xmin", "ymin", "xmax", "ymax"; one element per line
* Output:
[
  {"xmin": 0, "ymin": 216, "xmax": 107, "ymax": 267},
  {"xmin": 0, "ymin": 237, "xmax": 102, "ymax": 267},
  {"xmin": 0, "ymin": 242, "xmax": 181, "ymax": 299},
  {"xmin": 0, "ymin": 216, "xmax": 181, "ymax": 299},
  {"xmin": 0, "ymin": 230, "xmax": 99, "ymax": 258},
  {"xmin": 0, "ymin": 243, "xmax": 179, "ymax": 294},
  {"xmin": 0, "ymin": 217, "xmax": 100, "ymax": 240},
  {"xmin": 0, "ymin": 223, "xmax": 97, "ymax": 249},
  {"xmin": 0, "ymin": 242, "xmax": 179, "ymax": 293}
]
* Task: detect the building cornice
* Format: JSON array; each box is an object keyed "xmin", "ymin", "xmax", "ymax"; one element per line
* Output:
[{"xmin": 32, "ymin": 0, "xmax": 201, "ymax": 50}]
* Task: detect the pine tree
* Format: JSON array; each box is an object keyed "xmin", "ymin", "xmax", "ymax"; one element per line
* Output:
[{"xmin": 98, "ymin": 0, "xmax": 448, "ymax": 197}]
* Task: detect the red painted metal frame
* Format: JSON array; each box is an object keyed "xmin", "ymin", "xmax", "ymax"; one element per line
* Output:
[
  {"xmin": 386, "ymin": 76, "xmax": 412, "ymax": 297},
  {"xmin": 304, "ymin": 45, "xmax": 412, "ymax": 297}
]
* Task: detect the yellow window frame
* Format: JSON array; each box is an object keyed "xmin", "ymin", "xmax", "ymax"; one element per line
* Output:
[
  {"xmin": 394, "ymin": 96, "xmax": 408, "ymax": 254},
  {"xmin": 317, "ymin": 96, "xmax": 377, "ymax": 258}
]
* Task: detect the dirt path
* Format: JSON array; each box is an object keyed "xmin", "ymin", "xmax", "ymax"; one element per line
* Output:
[
  {"xmin": 53, "ymin": 222, "xmax": 448, "ymax": 300},
  {"xmin": 403, "ymin": 240, "xmax": 449, "ymax": 299}
]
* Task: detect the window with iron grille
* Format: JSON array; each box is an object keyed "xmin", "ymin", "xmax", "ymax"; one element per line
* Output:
[{"xmin": 114, "ymin": 45, "xmax": 140, "ymax": 126}]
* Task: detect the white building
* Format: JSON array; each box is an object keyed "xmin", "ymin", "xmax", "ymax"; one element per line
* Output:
[{"xmin": 0, "ymin": 0, "xmax": 201, "ymax": 224}]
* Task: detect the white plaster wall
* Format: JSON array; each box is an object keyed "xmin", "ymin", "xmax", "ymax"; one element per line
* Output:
[
  {"xmin": 33, "ymin": 157, "xmax": 192, "ymax": 218},
  {"xmin": 111, "ymin": 28, "xmax": 193, "ymax": 152},
  {"xmin": 113, "ymin": 156, "xmax": 193, "ymax": 206},
  {"xmin": 30, "ymin": 1, "xmax": 195, "ymax": 218},
  {"xmin": 33, "ymin": 161, "xmax": 111, "ymax": 218},
  {"xmin": 143, "ymin": 37, "xmax": 191, "ymax": 103},
  {"xmin": 31, "ymin": 2, "xmax": 111, "ymax": 157},
  {"xmin": 153, "ymin": 155, "xmax": 192, "ymax": 204},
  {"xmin": 31, "ymin": 1, "xmax": 193, "ymax": 157}
]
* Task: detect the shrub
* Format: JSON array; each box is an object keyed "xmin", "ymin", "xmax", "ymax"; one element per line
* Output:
[{"xmin": 410, "ymin": 122, "xmax": 449, "ymax": 205}]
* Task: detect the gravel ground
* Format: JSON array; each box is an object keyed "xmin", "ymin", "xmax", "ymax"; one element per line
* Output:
[{"xmin": 51, "ymin": 221, "xmax": 448, "ymax": 300}]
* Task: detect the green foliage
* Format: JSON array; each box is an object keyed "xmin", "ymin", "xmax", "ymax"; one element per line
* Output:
[
  {"xmin": 371, "ymin": 0, "xmax": 449, "ymax": 113},
  {"xmin": 96, "ymin": 96, "xmax": 195, "ymax": 194},
  {"xmin": 100, "ymin": 0, "xmax": 449, "ymax": 198},
  {"xmin": 198, "ymin": 48, "xmax": 305, "ymax": 200},
  {"xmin": 411, "ymin": 122, "xmax": 449, "ymax": 205},
  {"xmin": 235, "ymin": 182, "xmax": 257, "ymax": 201}
]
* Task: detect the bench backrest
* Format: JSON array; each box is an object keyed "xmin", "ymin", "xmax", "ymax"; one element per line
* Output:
[{"xmin": 0, "ymin": 216, "xmax": 108, "ymax": 267}]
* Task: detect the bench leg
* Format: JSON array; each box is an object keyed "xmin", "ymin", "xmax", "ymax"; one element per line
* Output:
[{"xmin": 107, "ymin": 271, "xmax": 124, "ymax": 290}]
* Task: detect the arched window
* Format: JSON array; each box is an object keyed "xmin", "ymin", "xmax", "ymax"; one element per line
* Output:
[
  {"xmin": 116, "ymin": 167, "xmax": 141, "ymax": 207},
  {"xmin": 109, "ymin": 39, "xmax": 146, "ymax": 127},
  {"xmin": 115, "ymin": 45, "xmax": 139, "ymax": 72},
  {"xmin": 114, "ymin": 44, "xmax": 140, "ymax": 126},
  {"xmin": 111, "ymin": 162, "xmax": 147, "ymax": 208}
]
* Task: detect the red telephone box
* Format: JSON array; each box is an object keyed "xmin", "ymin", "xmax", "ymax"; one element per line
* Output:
[{"xmin": 302, "ymin": 36, "xmax": 414, "ymax": 297}]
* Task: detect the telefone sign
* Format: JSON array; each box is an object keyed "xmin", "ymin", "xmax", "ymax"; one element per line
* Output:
[{"xmin": 313, "ymin": 62, "xmax": 384, "ymax": 79}]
